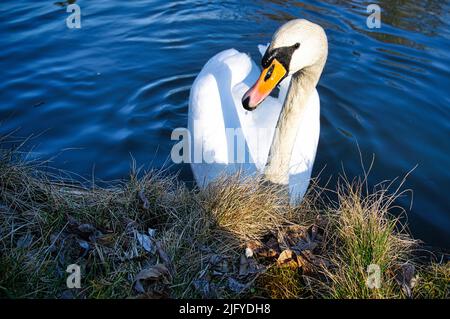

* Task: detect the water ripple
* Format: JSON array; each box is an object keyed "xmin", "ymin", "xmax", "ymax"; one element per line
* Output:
[{"xmin": 0, "ymin": 0, "xmax": 449, "ymax": 247}]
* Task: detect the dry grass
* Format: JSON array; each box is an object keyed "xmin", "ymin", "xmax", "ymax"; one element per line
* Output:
[
  {"xmin": 0, "ymin": 142, "xmax": 448, "ymax": 299},
  {"xmin": 318, "ymin": 177, "xmax": 417, "ymax": 298}
]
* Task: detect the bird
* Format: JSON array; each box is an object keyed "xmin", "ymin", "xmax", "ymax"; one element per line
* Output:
[{"xmin": 188, "ymin": 19, "xmax": 328, "ymax": 204}]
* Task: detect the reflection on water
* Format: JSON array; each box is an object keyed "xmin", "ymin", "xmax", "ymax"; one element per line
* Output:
[{"xmin": 0, "ymin": 0, "xmax": 449, "ymax": 247}]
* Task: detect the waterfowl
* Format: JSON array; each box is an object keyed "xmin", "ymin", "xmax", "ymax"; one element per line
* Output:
[{"xmin": 188, "ymin": 19, "xmax": 328, "ymax": 203}]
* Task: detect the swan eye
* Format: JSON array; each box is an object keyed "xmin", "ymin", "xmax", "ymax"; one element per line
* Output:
[
  {"xmin": 264, "ymin": 64, "xmax": 275, "ymax": 81},
  {"xmin": 294, "ymin": 42, "xmax": 300, "ymax": 49}
]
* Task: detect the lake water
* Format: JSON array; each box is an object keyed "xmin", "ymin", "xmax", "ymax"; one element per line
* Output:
[{"xmin": 0, "ymin": 0, "xmax": 449, "ymax": 248}]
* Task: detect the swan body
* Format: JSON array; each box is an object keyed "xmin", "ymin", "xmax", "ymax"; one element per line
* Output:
[{"xmin": 188, "ymin": 19, "xmax": 327, "ymax": 203}]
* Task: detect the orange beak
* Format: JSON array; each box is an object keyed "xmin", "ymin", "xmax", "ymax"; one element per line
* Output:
[{"xmin": 242, "ymin": 58, "xmax": 287, "ymax": 111}]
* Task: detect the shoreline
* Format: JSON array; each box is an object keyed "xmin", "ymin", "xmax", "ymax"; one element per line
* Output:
[{"xmin": 0, "ymin": 145, "xmax": 448, "ymax": 299}]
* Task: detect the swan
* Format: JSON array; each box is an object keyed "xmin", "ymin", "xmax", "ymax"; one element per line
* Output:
[{"xmin": 188, "ymin": 19, "xmax": 328, "ymax": 203}]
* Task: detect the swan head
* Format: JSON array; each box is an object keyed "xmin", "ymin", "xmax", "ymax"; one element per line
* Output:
[{"xmin": 242, "ymin": 19, "xmax": 328, "ymax": 111}]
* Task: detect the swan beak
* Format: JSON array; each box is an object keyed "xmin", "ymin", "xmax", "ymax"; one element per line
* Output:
[{"xmin": 242, "ymin": 58, "xmax": 287, "ymax": 111}]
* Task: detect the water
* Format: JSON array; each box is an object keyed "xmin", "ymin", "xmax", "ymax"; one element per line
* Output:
[{"xmin": 0, "ymin": 0, "xmax": 449, "ymax": 248}]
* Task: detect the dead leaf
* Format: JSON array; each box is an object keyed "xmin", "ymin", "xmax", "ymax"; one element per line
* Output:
[
  {"xmin": 207, "ymin": 254, "xmax": 229, "ymax": 274},
  {"xmin": 250, "ymin": 236, "xmax": 279, "ymax": 258},
  {"xmin": 277, "ymin": 249, "xmax": 298, "ymax": 268},
  {"xmin": 78, "ymin": 223, "xmax": 96, "ymax": 234},
  {"xmin": 306, "ymin": 223, "xmax": 323, "ymax": 244},
  {"xmin": 135, "ymin": 230, "xmax": 156, "ymax": 254},
  {"xmin": 88, "ymin": 230, "xmax": 104, "ymax": 242},
  {"xmin": 193, "ymin": 278, "xmax": 218, "ymax": 299},
  {"xmin": 209, "ymin": 254, "xmax": 222, "ymax": 266},
  {"xmin": 255, "ymin": 248, "xmax": 279, "ymax": 258},
  {"xmin": 239, "ymin": 254, "xmax": 249, "ymax": 276},
  {"xmin": 77, "ymin": 239, "xmax": 90, "ymax": 250},
  {"xmin": 216, "ymin": 260, "xmax": 229, "ymax": 274},
  {"xmin": 277, "ymin": 224, "xmax": 321, "ymax": 255},
  {"xmin": 134, "ymin": 263, "xmax": 170, "ymax": 293},
  {"xmin": 228, "ymin": 277, "xmax": 249, "ymax": 294},
  {"xmin": 246, "ymin": 240, "xmax": 262, "ymax": 251},
  {"xmin": 277, "ymin": 225, "xmax": 306, "ymax": 250},
  {"xmin": 239, "ymin": 254, "xmax": 265, "ymax": 277},
  {"xmin": 295, "ymin": 254, "xmax": 315, "ymax": 274},
  {"xmin": 124, "ymin": 218, "xmax": 139, "ymax": 234},
  {"xmin": 148, "ymin": 228, "xmax": 156, "ymax": 238},
  {"xmin": 291, "ymin": 238, "xmax": 318, "ymax": 254}
]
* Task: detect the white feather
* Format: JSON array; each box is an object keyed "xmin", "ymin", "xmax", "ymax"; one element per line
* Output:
[{"xmin": 188, "ymin": 47, "xmax": 320, "ymax": 203}]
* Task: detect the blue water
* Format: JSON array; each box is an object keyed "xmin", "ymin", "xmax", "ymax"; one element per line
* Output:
[{"xmin": 0, "ymin": 0, "xmax": 449, "ymax": 248}]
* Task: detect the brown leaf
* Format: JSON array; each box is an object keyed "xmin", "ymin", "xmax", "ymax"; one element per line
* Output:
[
  {"xmin": 297, "ymin": 250, "xmax": 330, "ymax": 273},
  {"xmin": 133, "ymin": 263, "xmax": 170, "ymax": 293},
  {"xmin": 251, "ymin": 236, "xmax": 280, "ymax": 258},
  {"xmin": 246, "ymin": 240, "xmax": 263, "ymax": 251},
  {"xmin": 277, "ymin": 225, "xmax": 307, "ymax": 251},
  {"xmin": 296, "ymin": 254, "xmax": 315, "ymax": 274},
  {"xmin": 277, "ymin": 249, "xmax": 298, "ymax": 269},
  {"xmin": 277, "ymin": 224, "xmax": 321, "ymax": 255}
]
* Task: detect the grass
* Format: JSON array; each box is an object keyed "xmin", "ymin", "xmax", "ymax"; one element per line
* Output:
[
  {"xmin": 319, "ymin": 178, "xmax": 416, "ymax": 298},
  {"xmin": 413, "ymin": 263, "xmax": 450, "ymax": 299},
  {"xmin": 0, "ymin": 141, "xmax": 448, "ymax": 299}
]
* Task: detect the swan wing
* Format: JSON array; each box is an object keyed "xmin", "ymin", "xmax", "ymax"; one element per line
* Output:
[{"xmin": 188, "ymin": 49, "xmax": 269, "ymax": 185}]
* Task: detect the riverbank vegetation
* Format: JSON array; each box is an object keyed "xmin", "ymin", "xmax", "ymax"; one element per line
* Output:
[{"xmin": 0, "ymin": 141, "xmax": 448, "ymax": 299}]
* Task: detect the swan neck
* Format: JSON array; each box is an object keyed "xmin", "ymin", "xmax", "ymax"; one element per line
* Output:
[{"xmin": 263, "ymin": 65, "xmax": 322, "ymax": 185}]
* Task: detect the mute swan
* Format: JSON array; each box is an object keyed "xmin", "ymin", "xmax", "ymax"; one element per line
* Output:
[{"xmin": 188, "ymin": 19, "xmax": 328, "ymax": 203}]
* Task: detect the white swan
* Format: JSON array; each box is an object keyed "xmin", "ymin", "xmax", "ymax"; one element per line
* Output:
[{"xmin": 188, "ymin": 19, "xmax": 328, "ymax": 203}]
